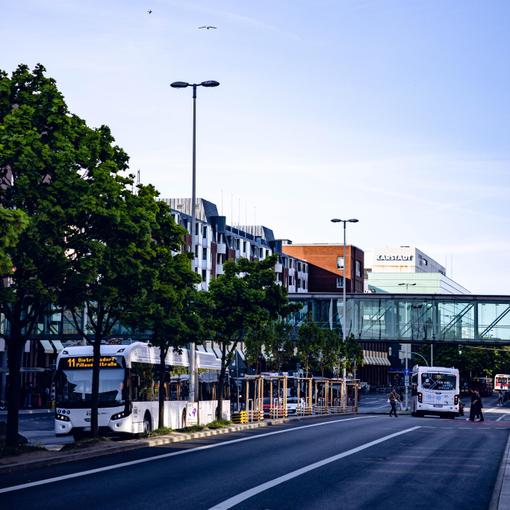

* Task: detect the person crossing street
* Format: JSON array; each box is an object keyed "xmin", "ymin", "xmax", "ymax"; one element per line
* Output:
[{"xmin": 388, "ymin": 388, "xmax": 399, "ymax": 417}]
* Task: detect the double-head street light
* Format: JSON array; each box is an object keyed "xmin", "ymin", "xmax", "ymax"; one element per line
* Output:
[
  {"xmin": 331, "ymin": 218, "xmax": 358, "ymax": 401},
  {"xmin": 170, "ymin": 80, "xmax": 220, "ymax": 255},
  {"xmin": 398, "ymin": 282, "xmax": 416, "ymax": 293},
  {"xmin": 171, "ymin": 80, "xmax": 219, "ymax": 403}
]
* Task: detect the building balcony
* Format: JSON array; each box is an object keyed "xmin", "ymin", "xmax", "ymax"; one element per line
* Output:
[
  {"xmin": 217, "ymin": 242, "xmax": 227, "ymax": 255},
  {"xmin": 216, "ymin": 264, "xmax": 224, "ymax": 275}
]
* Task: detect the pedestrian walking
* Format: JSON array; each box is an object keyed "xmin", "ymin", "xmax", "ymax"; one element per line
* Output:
[
  {"xmin": 388, "ymin": 388, "xmax": 399, "ymax": 417},
  {"xmin": 468, "ymin": 388, "xmax": 477, "ymax": 422},
  {"xmin": 497, "ymin": 390, "xmax": 504, "ymax": 407},
  {"xmin": 473, "ymin": 391, "xmax": 484, "ymax": 422}
]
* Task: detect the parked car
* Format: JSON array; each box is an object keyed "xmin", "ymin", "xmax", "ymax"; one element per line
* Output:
[{"xmin": 287, "ymin": 396, "xmax": 305, "ymax": 415}]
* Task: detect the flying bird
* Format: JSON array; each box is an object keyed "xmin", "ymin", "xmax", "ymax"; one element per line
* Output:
[
  {"xmin": 198, "ymin": 25, "xmax": 217, "ymax": 30},
  {"xmin": 147, "ymin": 9, "xmax": 152, "ymax": 14}
]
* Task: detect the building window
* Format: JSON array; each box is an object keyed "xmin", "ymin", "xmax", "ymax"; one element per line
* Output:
[
  {"xmin": 336, "ymin": 277, "xmax": 344, "ymax": 289},
  {"xmin": 202, "ymin": 269, "xmax": 207, "ymax": 280},
  {"xmin": 202, "ymin": 225, "xmax": 207, "ymax": 238},
  {"xmin": 355, "ymin": 260, "xmax": 361, "ymax": 278},
  {"xmin": 194, "ymin": 245, "xmax": 199, "ymax": 257},
  {"xmin": 337, "ymin": 256, "xmax": 344, "ymax": 269},
  {"xmin": 202, "ymin": 247, "xmax": 207, "ymax": 260}
]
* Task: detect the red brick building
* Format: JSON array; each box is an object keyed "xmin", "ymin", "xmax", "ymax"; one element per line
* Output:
[{"xmin": 282, "ymin": 244, "xmax": 364, "ymax": 294}]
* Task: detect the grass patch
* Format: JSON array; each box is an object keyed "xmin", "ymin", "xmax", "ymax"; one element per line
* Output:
[
  {"xmin": 62, "ymin": 436, "xmax": 110, "ymax": 450},
  {"xmin": 0, "ymin": 444, "xmax": 44, "ymax": 457},
  {"xmin": 149, "ymin": 427, "xmax": 173, "ymax": 437},
  {"xmin": 206, "ymin": 420, "xmax": 232, "ymax": 429},
  {"xmin": 178, "ymin": 425, "xmax": 205, "ymax": 433}
]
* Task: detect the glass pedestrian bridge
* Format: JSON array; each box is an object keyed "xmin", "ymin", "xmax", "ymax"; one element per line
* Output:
[
  {"xmin": 6, "ymin": 293, "xmax": 510, "ymax": 346},
  {"xmin": 288, "ymin": 293, "xmax": 510, "ymax": 346}
]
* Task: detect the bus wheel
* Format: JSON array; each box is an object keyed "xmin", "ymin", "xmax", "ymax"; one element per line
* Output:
[{"xmin": 143, "ymin": 413, "xmax": 152, "ymax": 435}]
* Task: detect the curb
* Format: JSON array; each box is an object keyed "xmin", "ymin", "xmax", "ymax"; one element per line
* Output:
[{"xmin": 490, "ymin": 432, "xmax": 510, "ymax": 510}]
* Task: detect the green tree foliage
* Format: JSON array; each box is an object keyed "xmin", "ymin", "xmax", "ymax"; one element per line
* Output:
[
  {"xmin": 207, "ymin": 255, "xmax": 293, "ymax": 419},
  {"xmin": 344, "ymin": 334, "xmax": 363, "ymax": 376},
  {"xmin": 296, "ymin": 314, "xmax": 323, "ymax": 376},
  {"xmin": 245, "ymin": 320, "xmax": 295, "ymax": 374},
  {"xmin": 60, "ymin": 183, "xmax": 182, "ymax": 437},
  {"xmin": 0, "ymin": 64, "xmax": 102, "ymax": 446},
  {"xmin": 0, "ymin": 207, "xmax": 28, "ymax": 274},
  {"xmin": 123, "ymin": 199, "xmax": 201, "ymax": 428},
  {"xmin": 319, "ymin": 328, "xmax": 344, "ymax": 377}
]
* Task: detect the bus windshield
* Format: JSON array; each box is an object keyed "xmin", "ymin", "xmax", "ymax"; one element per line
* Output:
[
  {"xmin": 56, "ymin": 368, "xmax": 126, "ymax": 407},
  {"xmin": 421, "ymin": 373, "xmax": 456, "ymax": 391}
]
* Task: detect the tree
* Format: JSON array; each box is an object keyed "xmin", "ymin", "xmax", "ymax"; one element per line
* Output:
[
  {"xmin": 0, "ymin": 208, "xmax": 28, "ymax": 274},
  {"xmin": 319, "ymin": 328, "xmax": 344, "ymax": 377},
  {"xmin": 0, "ymin": 64, "xmax": 101, "ymax": 446},
  {"xmin": 344, "ymin": 334, "xmax": 363, "ymax": 376},
  {"xmin": 60, "ymin": 181, "xmax": 179, "ymax": 437},
  {"xmin": 124, "ymin": 197, "xmax": 201, "ymax": 429},
  {"xmin": 296, "ymin": 314, "xmax": 323, "ymax": 377},
  {"xmin": 245, "ymin": 319, "xmax": 294, "ymax": 374},
  {"xmin": 207, "ymin": 256, "xmax": 292, "ymax": 420}
]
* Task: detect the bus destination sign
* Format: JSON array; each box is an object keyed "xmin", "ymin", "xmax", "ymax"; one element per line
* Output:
[{"xmin": 62, "ymin": 356, "xmax": 122, "ymax": 369}]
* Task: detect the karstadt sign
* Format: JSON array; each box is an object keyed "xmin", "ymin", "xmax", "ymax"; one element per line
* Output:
[{"xmin": 376, "ymin": 254, "xmax": 414, "ymax": 262}]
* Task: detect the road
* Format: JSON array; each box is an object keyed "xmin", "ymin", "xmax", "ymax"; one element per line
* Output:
[{"xmin": 1, "ymin": 413, "xmax": 508, "ymax": 510}]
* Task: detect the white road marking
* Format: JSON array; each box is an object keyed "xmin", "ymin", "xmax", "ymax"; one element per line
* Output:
[
  {"xmin": 0, "ymin": 415, "xmax": 377, "ymax": 494},
  {"xmin": 497, "ymin": 414, "xmax": 506, "ymax": 422},
  {"xmin": 209, "ymin": 426, "xmax": 421, "ymax": 510}
]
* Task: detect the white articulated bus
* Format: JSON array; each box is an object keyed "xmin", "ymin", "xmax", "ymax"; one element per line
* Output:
[
  {"xmin": 411, "ymin": 365, "xmax": 460, "ymax": 418},
  {"xmin": 54, "ymin": 342, "xmax": 230, "ymax": 436}
]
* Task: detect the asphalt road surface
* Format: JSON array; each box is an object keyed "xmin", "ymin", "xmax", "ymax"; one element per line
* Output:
[{"xmin": 1, "ymin": 413, "xmax": 508, "ymax": 510}]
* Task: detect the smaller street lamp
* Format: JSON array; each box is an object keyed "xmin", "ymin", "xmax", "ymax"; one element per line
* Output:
[{"xmin": 331, "ymin": 218, "xmax": 358, "ymax": 408}]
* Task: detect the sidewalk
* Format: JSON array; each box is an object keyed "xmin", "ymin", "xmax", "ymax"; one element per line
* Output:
[
  {"xmin": 0, "ymin": 408, "xmax": 53, "ymax": 416},
  {"xmin": 490, "ymin": 434, "xmax": 510, "ymax": 510}
]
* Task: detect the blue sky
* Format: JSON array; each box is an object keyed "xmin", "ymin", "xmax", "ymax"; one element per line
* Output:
[{"xmin": 2, "ymin": 0, "xmax": 509, "ymax": 294}]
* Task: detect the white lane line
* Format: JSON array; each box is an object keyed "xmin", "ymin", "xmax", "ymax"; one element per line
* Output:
[
  {"xmin": 0, "ymin": 416, "xmax": 376, "ymax": 494},
  {"xmin": 209, "ymin": 426, "xmax": 421, "ymax": 510},
  {"xmin": 497, "ymin": 414, "xmax": 506, "ymax": 422}
]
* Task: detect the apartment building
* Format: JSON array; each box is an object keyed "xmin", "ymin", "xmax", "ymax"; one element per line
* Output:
[{"xmin": 161, "ymin": 198, "xmax": 309, "ymax": 293}]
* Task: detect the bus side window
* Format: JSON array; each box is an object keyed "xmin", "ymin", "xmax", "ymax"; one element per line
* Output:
[
  {"xmin": 411, "ymin": 374, "xmax": 418, "ymax": 396},
  {"xmin": 131, "ymin": 374, "xmax": 140, "ymax": 401}
]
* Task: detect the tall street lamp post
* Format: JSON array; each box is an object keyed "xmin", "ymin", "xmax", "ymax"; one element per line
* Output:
[
  {"xmin": 398, "ymin": 281, "xmax": 416, "ymax": 410},
  {"xmin": 331, "ymin": 218, "xmax": 358, "ymax": 407},
  {"xmin": 171, "ymin": 80, "xmax": 220, "ymax": 404}
]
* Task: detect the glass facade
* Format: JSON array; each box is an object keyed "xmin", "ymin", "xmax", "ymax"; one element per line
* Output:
[
  {"xmin": 16, "ymin": 295, "xmax": 510, "ymax": 346},
  {"xmin": 288, "ymin": 295, "xmax": 510, "ymax": 345}
]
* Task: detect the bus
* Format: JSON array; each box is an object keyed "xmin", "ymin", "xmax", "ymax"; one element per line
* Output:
[
  {"xmin": 494, "ymin": 374, "xmax": 510, "ymax": 391},
  {"xmin": 411, "ymin": 365, "xmax": 460, "ymax": 418},
  {"xmin": 54, "ymin": 342, "xmax": 230, "ymax": 436}
]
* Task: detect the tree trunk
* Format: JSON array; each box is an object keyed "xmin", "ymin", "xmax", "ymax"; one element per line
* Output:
[
  {"xmin": 158, "ymin": 347, "xmax": 167, "ymax": 430},
  {"xmin": 6, "ymin": 325, "xmax": 23, "ymax": 448},
  {"xmin": 91, "ymin": 332, "xmax": 101, "ymax": 438},
  {"xmin": 216, "ymin": 363, "xmax": 227, "ymax": 422}
]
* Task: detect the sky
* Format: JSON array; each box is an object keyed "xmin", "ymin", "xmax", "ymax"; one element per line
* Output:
[{"xmin": 1, "ymin": 0, "xmax": 510, "ymax": 294}]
